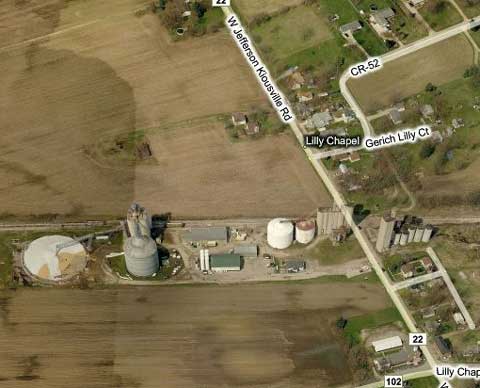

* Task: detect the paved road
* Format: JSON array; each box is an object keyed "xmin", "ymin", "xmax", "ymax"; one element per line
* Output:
[
  {"xmin": 392, "ymin": 271, "xmax": 443, "ymax": 291},
  {"xmin": 339, "ymin": 17, "xmax": 480, "ymax": 140},
  {"xmin": 221, "ymin": 6, "xmax": 439, "ymax": 377},
  {"xmin": 427, "ymin": 247, "xmax": 476, "ymax": 330},
  {"xmin": 311, "ymin": 145, "xmax": 364, "ymax": 160}
]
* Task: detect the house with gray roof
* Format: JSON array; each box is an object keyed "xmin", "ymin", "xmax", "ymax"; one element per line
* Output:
[{"xmin": 339, "ymin": 20, "xmax": 362, "ymax": 36}]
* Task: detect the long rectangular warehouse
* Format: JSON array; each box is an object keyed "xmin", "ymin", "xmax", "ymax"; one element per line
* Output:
[
  {"xmin": 372, "ymin": 336, "xmax": 403, "ymax": 353},
  {"xmin": 183, "ymin": 227, "xmax": 228, "ymax": 243}
]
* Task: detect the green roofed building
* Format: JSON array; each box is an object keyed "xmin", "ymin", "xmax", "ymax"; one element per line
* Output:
[{"xmin": 210, "ymin": 254, "xmax": 241, "ymax": 272}]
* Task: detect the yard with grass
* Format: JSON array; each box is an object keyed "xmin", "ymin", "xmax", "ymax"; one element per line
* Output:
[
  {"xmin": 406, "ymin": 376, "xmax": 439, "ymax": 388},
  {"xmin": 419, "ymin": 0, "xmax": 463, "ymax": 31},
  {"xmin": 342, "ymin": 307, "xmax": 403, "ymax": 345},
  {"xmin": 384, "ymin": 251, "xmax": 429, "ymax": 282},
  {"xmin": 456, "ymin": 0, "xmax": 480, "ymax": 18},
  {"xmin": 252, "ymin": 5, "xmax": 333, "ymax": 64},
  {"xmin": 353, "ymin": 0, "xmax": 428, "ymax": 43},
  {"xmin": 306, "ymin": 237, "xmax": 364, "ymax": 265}
]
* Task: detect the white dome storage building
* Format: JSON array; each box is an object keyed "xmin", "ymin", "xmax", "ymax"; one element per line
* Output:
[
  {"xmin": 124, "ymin": 236, "xmax": 159, "ymax": 277},
  {"xmin": 267, "ymin": 218, "xmax": 294, "ymax": 249},
  {"xmin": 295, "ymin": 220, "xmax": 316, "ymax": 244},
  {"xmin": 23, "ymin": 235, "xmax": 87, "ymax": 281}
]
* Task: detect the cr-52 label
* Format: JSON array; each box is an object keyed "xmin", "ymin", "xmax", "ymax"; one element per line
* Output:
[{"xmin": 349, "ymin": 57, "xmax": 382, "ymax": 77}]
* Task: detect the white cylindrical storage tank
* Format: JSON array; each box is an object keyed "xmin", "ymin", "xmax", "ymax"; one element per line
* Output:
[
  {"xmin": 295, "ymin": 220, "xmax": 316, "ymax": 244},
  {"xmin": 400, "ymin": 232, "xmax": 408, "ymax": 246},
  {"xmin": 414, "ymin": 228, "xmax": 424, "ymax": 243},
  {"xmin": 127, "ymin": 219, "xmax": 140, "ymax": 238},
  {"xmin": 407, "ymin": 227, "xmax": 416, "ymax": 243},
  {"xmin": 124, "ymin": 236, "xmax": 159, "ymax": 277},
  {"xmin": 422, "ymin": 225, "xmax": 433, "ymax": 242},
  {"xmin": 267, "ymin": 218, "xmax": 294, "ymax": 249},
  {"xmin": 393, "ymin": 233, "xmax": 401, "ymax": 246}
]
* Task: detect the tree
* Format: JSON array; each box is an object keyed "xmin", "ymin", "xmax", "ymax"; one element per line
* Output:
[
  {"xmin": 162, "ymin": 0, "xmax": 184, "ymax": 30},
  {"xmin": 425, "ymin": 82, "xmax": 437, "ymax": 92}
]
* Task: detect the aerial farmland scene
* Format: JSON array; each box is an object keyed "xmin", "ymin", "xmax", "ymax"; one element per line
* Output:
[{"xmin": 1, "ymin": 0, "xmax": 480, "ymax": 387}]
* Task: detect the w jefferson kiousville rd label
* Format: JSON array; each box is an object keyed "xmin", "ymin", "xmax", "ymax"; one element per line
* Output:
[{"xmin": 225, "ymin": 14, "xmax": 294, "ymax": 123}]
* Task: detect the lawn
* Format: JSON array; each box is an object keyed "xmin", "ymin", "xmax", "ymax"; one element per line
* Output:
[
  {"xmin": 353, "ymin": 28, "xmax": 389, "ymax": 56},
  {"xmin": 307, "ymin": 237, "xmax": 364, "ymax": 265},
  {"xmin": 456, "ymin": 0, "xmax": 480, "ymax": 18},
  {"xmin": 406, "ymin": 376, "xmax": 439, "ymax": 388},
  {"xmin": 278, "ymin": 35, "xmax": 364, "ymax": 86},
  {"xmin": 419, "ymin": 0, "xmax": 463, "ymax": 31},
  {"xmin": 252, "ymin": 5, "xmax": 333, "ymax": 64},
  {"xmin": 343, "ymin": 307, "xmax": 403, "ymax": 344},
  {"xmin": 353, "ymin": 0, "xmax": 428, "ymax": 43}
]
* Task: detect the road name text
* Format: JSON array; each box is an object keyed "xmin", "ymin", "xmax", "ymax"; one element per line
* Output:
[
  {"xmin": 349, "ymin": 57, "xmax": 382, "ymax": 78},
  {"xmin": 304, "ymin": 135, "xmax": 362, "ymax": 149},
  {"xmin": 364, "ymin": 126, "xmax": 431, "ymax": 151},
  {"xmin": 226, "ymin": 14, "xmax": 294, "ymax": 123},
  {"xmin": 436, "ymin": 365, "xmax": 480, "ymax": 380}
]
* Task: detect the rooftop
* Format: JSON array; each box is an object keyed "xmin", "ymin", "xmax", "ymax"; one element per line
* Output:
[
  {"xmin": 210, "ymin": 254, "xmax": 241, "ymax": 268},
  {"xmin": 183, "ymin": 227, "xmax": 228, "ymax": 242}
]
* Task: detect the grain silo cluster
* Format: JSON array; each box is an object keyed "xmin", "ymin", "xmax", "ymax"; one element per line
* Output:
[
  {"xmin": 376, "ymin": 213, "xmax": 434, "ymax": 252},
  {"xmin": 267, "ymin": 218, "xmax": 316, "ymax": 249},
  {"xmin": 124, "ymin": 203, "xmax": 159, "ymax": 277}
]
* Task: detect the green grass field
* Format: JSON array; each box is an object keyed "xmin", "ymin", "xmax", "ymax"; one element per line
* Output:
[
  {"xmin": 343, "ymin": 307, "xmax": 403, "ymax": 344},
  {"xmin": 456, "ymin": 0, "xmax": 480, "ymax": 18},
  {"xmin": 354, "ymin": 0, "xmax": 428, "ymax": 43},
  {"xmin": 307, "ymin": 237, "xmax": 364, "ymax": 265},
  {"xmin": 419, "ymin": 0, "xmax": 463, "ymax": 31},
  {"xmin": 252, "ymin": 5, "xmax": 333, "ymax": 63},
  {"xmin": 407, "ymin": 376, "xmax": 439, "ymax": 388}
]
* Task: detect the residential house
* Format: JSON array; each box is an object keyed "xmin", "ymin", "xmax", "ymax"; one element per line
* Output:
[
  {"xmin": 401, "ymin": 262, "xmax": 415, "ymax": 279},
  {"xmin": 245, "ymin": 121, "xmax": 260, "ymax": 136},
  {"xmin": 420, "ymin": 104, "xmax": 434, "ymax": 118},
  {"xmin": 452, "ymin": 118, "xmax": 464, "ymax": 129},
  {"xmin": 371, "ymin": 8, "xmax": 395, "ymax": 31},
  {"xmin": 389, "ymin": 109, "xmax": 403, "ymax": 125},
  {"xmin": 409, "ymin": 0, "xmax": 426, "ymax": 7},
  {"xmin": 339, "ymin": 20, "xmax": 363, "ymax": 37},
  {"xmin": 297, "ymin": 91, "xmax": 313, "ymax": 103},
  {"xmin": 312, "ymin": 111, "xmax": 333, "ymax": 129},
  {"xmin": 349, "ymin": 151, "xmax": 361, "ymax": 162},
  {"xmin": 287, "ymin": 72, "xmax": 305, "ymax": 90},
  {"xmin": 421, "ymin": 257, "xmax": 434, "ymax": 272},
  {"xmin": 232, "ymin": 112, "xmax": 247, "ymax": 127}
]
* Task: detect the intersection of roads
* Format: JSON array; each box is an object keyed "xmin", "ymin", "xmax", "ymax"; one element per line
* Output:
[{"xmin": 222, "ymin": 6, "xmax": 480, "ymax": 387}]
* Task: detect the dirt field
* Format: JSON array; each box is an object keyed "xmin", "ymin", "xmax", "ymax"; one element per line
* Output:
[
  {"xmin": 0, "ymin": 281, "xmax": 391, "ymax": 387},
  {"xmin": 0, "ymin": 0, "xmax": 330, "ymax": 218},
  {"xmin": 347, "ymin": 35, "xmax": 474, "ymax": 113},
  {"xmin": 234, "ymin": 0, "xmax": 304, "ymax": 23},
  {"xmin": 133, "ymin": 119, "xmax": 331, "ymax": 218}
]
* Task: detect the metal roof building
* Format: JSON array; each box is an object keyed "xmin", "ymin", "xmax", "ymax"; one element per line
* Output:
[
  {"xmin": 372, "ymin": 336, "xmax": 403, "ymax": 352},
  {"xmin": 183, "ymin": 227, "xmax": 228, "ymax": 243},
  {"xmin": 233, "ymin": 245, "xmax": 258, "ymax": 257},
  {"xmin": 210, "ymin": 254, "xmax": 241, "ymax": 272}
]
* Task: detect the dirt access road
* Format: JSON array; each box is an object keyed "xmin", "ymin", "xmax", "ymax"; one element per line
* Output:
[{"xmin": 0, "ymin": 282, "xmax": 391, "ymax": 387}]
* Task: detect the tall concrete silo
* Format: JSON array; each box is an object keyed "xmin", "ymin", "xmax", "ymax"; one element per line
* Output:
[
  {"xmin": 414, "ymin": 227, "xmax": 424, "ymax": 243},
  {"xmin": 267, "ymin": 218, "xmax": 294, "ymax": 249},
  {"xmin": 407, "ymin": 227, "xmax": 416, "ymax": 243},
  {"xmin": 399, "ymin": 229, "xmax": 409, "ymax": 246},
  {"xmin": 124, "ymin": 236, "xmax": 159, "ymax": 277},
  {"xmin": 127, "ymin": 203, "xmax": 151, "ymax": 238},
  {"xmin": 422, "ymin": 225, "xmax": 433, "ymax": 242}
]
